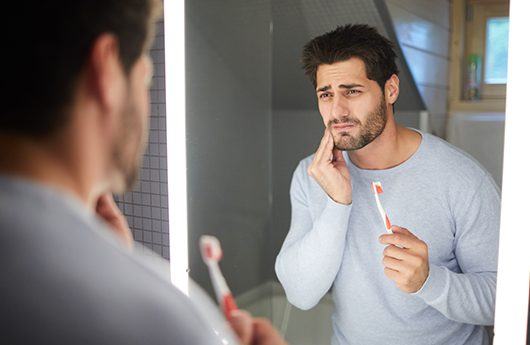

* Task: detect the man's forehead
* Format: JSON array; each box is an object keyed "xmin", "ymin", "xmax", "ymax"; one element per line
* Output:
[{"xmin": 316, "ymin": 57, "xmax": 368, "ymax": 88}]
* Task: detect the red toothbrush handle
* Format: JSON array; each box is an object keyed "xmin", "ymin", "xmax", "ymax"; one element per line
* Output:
[{"xmin": 222, "ymin": 294, "xmax": 239, "ymax": 319}]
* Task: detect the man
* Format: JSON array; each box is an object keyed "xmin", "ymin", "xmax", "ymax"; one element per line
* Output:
[
  {"xmin": 275, "ymin": 24, "xmax": 499, "ymax": 345},
  {"xmin": 0, "ymin": 1, "xmax": 285, "ymax": 344}
]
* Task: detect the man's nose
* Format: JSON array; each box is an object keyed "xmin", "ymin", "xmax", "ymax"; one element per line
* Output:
[{"xmin": 330, "ymin": 94, "xmax": 349, "ymax": 120}]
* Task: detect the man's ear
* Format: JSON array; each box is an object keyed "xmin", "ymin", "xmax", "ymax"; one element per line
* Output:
[
  {"xmin": 385, "ymin": 74, "xmax": 400, "ymax": 106},
  {"xmin": 87, "ymin": 33, "xmax": 125, "ymax": 115}
]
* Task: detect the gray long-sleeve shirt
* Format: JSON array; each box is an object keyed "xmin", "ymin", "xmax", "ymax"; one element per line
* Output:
[
  {"xmin": 275, "ymin": 132, "xmax": 500, "ymax": 345},
  {"xmin": 0, "ymin": 175, "xmax": 235, "ymax": 344}
]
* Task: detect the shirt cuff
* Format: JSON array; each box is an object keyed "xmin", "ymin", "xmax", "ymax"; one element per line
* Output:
[
  {"xmin": 325, "ymin": 194, "xmax": 353, "ymax": 209},
  {"xmin": 411, "ymin": 264, "xmax": 449, "ymax": 305},
  {"xmin": 315, "ymin": 196, "xmax": 352, "ymax": 238}
]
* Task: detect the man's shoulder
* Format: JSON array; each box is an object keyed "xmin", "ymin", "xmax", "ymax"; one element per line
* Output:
[
  {"xmin": 299, "ymin": 153, "xmax": 316, "ymax": 167},
  {"xmin": 0, "ymin": 194, "xmax": 217, "ymax": 344},
  {"xmin": 423, "ymin": 133, "xmax": 491, "ymax": 183},
  {"xmin": 294, "ymin": 154, "xmax": 316, "ymax": 174},
  {"xmin": 289, "ymin": 154, "xmax": 316, "ymax": 187}
]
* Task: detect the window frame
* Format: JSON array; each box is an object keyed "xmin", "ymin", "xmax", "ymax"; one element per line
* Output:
[{"xmin": 466, "ymin": 0, "xmax": 509, "ymax": 99}]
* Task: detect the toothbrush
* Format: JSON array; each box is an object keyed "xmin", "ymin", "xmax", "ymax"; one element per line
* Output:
[
  {"xmin": 199, "ymin": 235, "xmax": 239, "ymax": 319},
  {"xmin": 371, "ymin": 181, "xmax": 393, "ymax": 234}
]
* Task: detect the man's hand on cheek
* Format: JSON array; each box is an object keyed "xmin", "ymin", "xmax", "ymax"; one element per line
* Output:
[
  {"xmin": 379, "ymin": 226, "xmax": 430, "ymax": 293},
  {"xmin": 95, "ymin": 193, "xmax": 134, "ymax": 249},
  {"xmin": 307, "ymin": 128, "xmax": 352, "ymax": 205}
]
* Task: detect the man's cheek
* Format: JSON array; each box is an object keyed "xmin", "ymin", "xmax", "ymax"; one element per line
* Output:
[
  {"xmin": 319, "ymin": 112, "xmax": 329, "ymax": 127},
  {"xmin": 317, "ymin": 104, "xmax": 326, "ymax": 124}
]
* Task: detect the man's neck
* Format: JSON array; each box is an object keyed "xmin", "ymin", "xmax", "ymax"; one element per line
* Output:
[
  {"xmin": 0, "ymin": 134, "xmax": 94, "ymax": 206},
  {"xmin": 348, "ymin": 117, "xmax": 422, "ymax": 170}
]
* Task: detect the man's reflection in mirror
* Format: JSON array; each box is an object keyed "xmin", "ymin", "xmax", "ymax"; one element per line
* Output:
[{"xmin": 275, "ymin": 24, "xmax": 500, "ymax": 345}]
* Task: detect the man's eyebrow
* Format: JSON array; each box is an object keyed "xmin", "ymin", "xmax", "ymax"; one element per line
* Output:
[
  {"xmin": 316, "ymin": 83, "xmax": 365, "ymax": 92},
  {"xmin": 339, "ymin": 83, "xmax": 364, "ymax": 89}
]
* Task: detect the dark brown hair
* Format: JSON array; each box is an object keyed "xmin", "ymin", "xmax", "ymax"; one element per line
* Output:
[
  {"xmin": 1, "ymin": 0, "xmax": 161, "ymax": 137},
  {"xmin": 302, "ymin": 24, "xmax": 399, "ymax": 91}
]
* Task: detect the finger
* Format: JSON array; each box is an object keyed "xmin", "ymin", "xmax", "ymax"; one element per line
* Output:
[
  {"xmin": 383, "ymin": 245, "xmax": 414, "ymax": 261},
  {"xmin": 317, "ymin": 129, "xmax": 334, "ymax": 164},
  {"xmin": 95, "ymin": 194, "xmax": 110, "ymax": 210},
  {"xmin": 379, "ymin": 232, "xmax": 417, "ymax": 249},
  {"xmin": 332, "ymin": 148, "xmax": 345, "ymax": 163},
  {"xmin": 383, "ymin": 267, "xmax": 401, "ymax": 282},
  {"xmin": 96, "ymin": 198, "xmax": 114, "ymax": 218},
  {"xmin": 252, "ymin": 318, "xmax": 286, "ymax": 345},
  {"xmin": 383, "ymin": 246, "xmax": 425, "ymax": 273},
  {"xmin": 391, "ymin": 226, "xmax": 416, "ymax": 238},
  {"xmin": 95, "ymin": 194, "xmax": 133, "ymax": 249},
  {"xmin": 120, "ymin": 229, "xmax": 134, "ymax": 249},
  {"xmin": 388, "ymin": 227, "xmax": 428, "ymax": 255},
  {"xmin": 382, "ymin": 256, "xmax": 411, "ymax": 273},
  {"xmin": 229, "ymin": 310, "xmax": 253, "ymax": 345},
  {"xmin": 314, "ymin": 129, "xmax": 332, "ymax": 163},
  {"xmin": 96, "ymin": 195, "xmax": 121, "ymax": 220},
  {"xmin": 96, "ymin": 193, "xmax": 117, "ymax": 214}
]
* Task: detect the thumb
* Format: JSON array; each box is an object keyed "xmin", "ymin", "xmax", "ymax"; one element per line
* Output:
[
  {"xmin": 391, "ymin": 225, "xmax": 415, "ymax": 237},
  {"xmin": 229, "ymin": 310, "xmax": 253, "ymax": 345},
  {"xmin": 96, "ymin": 193, "xmax": 117, "ymax": 217}
]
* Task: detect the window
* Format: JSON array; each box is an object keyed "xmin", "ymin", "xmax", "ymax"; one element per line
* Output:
[
  {"xmin": 484, "ymin": 16, "xmax": 509, "ymax": 84},
  {"xmin": 464, "ymin": 0, "xmax": 509, "ymax": 100}
]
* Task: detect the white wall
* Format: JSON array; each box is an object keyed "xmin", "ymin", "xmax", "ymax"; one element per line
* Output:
[{"xmin": 385, "ymin": 0, "xmax": 451, "ymax": 137}]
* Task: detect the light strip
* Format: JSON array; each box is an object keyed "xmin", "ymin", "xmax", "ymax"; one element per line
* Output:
[
  {"xmin": 494, "ymin": 0, "xmax": 530, "ymax": 343},
  {"xmin": 163, "ymin": 0, "xmax": 189, "ymax": 295}
]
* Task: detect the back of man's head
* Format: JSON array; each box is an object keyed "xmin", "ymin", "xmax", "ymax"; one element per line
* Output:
[{"xmin": 1, "ymin": 0, "xmax": 160, "ymax": 138}]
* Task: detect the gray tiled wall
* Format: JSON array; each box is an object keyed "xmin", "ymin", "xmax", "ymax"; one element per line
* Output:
[{"xmin": 115, "ymin": 19, "xmax": 169, "ymax": 260}]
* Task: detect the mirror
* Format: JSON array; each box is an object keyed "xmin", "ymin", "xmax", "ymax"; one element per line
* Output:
[
  {"xmin": 117, "ymin": 0, "xmax": 530, "ymax": 344},
  {"xmin": 181, "ymin": 0, "xmax": 509, "ymax": 344}
]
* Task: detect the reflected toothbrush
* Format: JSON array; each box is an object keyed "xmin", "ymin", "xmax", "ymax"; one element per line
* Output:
[
  {"xmin": 371, "ymin": 181, "xmax": 393, "ymax": 234},
  {"xmin": 199, "ymin": 235, "xmax": 239, "ymax": 319}
]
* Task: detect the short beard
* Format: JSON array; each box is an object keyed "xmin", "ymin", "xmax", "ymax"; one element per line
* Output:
[
  {"xmin": 329, "ymin": 98, "xmax": 388, "ymax": 151},
  {"xmin": 111, "ymin": 94, "xmax": 146, "ymax": 193}
]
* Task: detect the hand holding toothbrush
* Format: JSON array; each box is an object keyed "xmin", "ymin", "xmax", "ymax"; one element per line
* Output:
[
  {"xmin": 200, "ymin": 236, "xmax": 239, "ymax": 319},
  {"xmin": 308, "ymin": 128, "xmax": 352, "ymax": 205},
  {"xmin": 229, "ymin": 310, "xmax": 288, "ymax": 345},
  {"xmin": 379, "ymin": 226, "xmax": 430, "ymax": 293},
  {"xmin": 200, "ymin": 236, "xmax": 288, "ymax": 345},
  {"xmin": 370, "ymin": 182, "xmax": 429, "ymax": 292}
]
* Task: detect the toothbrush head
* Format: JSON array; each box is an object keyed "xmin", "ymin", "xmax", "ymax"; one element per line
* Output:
[
  {"xmin": 200, "ymin": 235, "xmax": 223, "ymax": 264},
  {"xmin": 372, "ymin": 181, "xmax": 383, "ymax": 194}
]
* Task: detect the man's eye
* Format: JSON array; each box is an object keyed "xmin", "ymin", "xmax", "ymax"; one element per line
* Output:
[
  {"xmin": 319, "ymin": 93, "xmax": 331, "ymax": 99},
  {"xmin": 347, "ymin": 89, "xmax": 361, "ymax": 95}
]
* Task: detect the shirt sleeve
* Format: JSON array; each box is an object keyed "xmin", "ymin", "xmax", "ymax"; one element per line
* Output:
[
  {"xmin": 413, "ymin": 173, "xmax": 500, "ymax": 325},
  {"xmin": 275, "ymin": 162, "xmax": 352, "ymax": 310}
]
